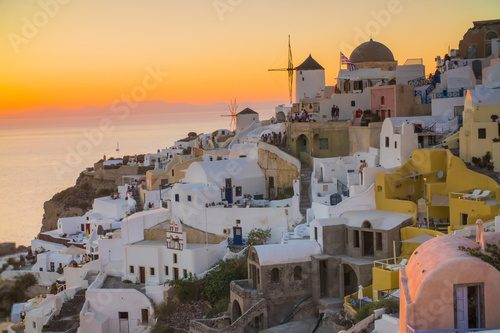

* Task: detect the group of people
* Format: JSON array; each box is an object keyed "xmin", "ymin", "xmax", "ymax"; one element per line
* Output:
[
  {"xmin": 288, "ymin": 110, "xmax": 316, "ymax": 123},
  {"xmin": 261, "ymin": 130, "xmax": 286, "ymax": 146}
]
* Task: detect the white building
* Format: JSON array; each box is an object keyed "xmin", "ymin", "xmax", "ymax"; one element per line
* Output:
[
  {"xmin": 236, "ymin": 108, "xmax": 259, "ymax": 132},
  {"xmin": 182, "ymin": 158, "xmax": 266, "ymax": 202},
  {"xmin": 78, "ymin": 273, "xmax": 155, "ymax": 333},
  {"xmin": 144, "ymin": 147, "xmax": 183, "ymax": 168},
  {"xmin": 123, "ymin": 223, "xmax": 227, "ymax": 285},
  {"xmin": 379, "ymin": 116, "xmax": 457, "ymax": 169},
  {"xmin": 295, "ymin": 54, "xmax": 326, "ymax": 102}
]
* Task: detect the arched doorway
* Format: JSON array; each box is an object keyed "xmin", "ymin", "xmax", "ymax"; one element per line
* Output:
[
  {"xmin": 276, "ymin": 111, "xmax": 286, "ymax": 123},
  {"xmin": 296, "ymin": 134, "xmax": 308, "ymax": 160},
  {"xmin": 343, "ymin": 264, "xmax": 358, "ymax": 296},
  {"xmin": 231, "ymin": 300, "xmax": 242, "ymax": 322}
]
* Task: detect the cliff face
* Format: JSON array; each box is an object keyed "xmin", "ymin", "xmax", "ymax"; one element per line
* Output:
[{"xmin": 39, "ymin": 173, "xmax": 116, "ymax": 233}]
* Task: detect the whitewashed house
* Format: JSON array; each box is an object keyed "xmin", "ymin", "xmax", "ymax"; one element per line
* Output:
[
  {"xmin": 379, "ymin": 116, "xmax": 457, "ymax": 169},
  {"xmin": 78, "ymin": 273, "xmax": 155, "ymax": 333},
  {"xmin": 123, "ymin": 223, "xmax": 227, "ymax": 285},
  {"xmin": 308, "ymin": 150, "xmax": 381, "ymax": 222},
  {"xmin": 32, "ymin": 251, "xmax": 73, "ymax": 273},
  {"xmin": 144, "ymin": 147, "xmax": 183, "ymax": 168}
]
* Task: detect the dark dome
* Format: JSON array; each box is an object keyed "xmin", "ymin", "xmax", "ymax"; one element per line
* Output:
[{"xmin": 349, "ymin": 39, "xmax": 395, "ymax": 63}]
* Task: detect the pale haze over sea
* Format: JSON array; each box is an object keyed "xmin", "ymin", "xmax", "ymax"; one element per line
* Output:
[{"xmin": 0, "ymin": 102, "xmax": 276, "ymax": 245}]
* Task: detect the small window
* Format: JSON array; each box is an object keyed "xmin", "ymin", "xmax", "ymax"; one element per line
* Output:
[
  {"xmin": 302, "ymin": 77, "xmax": 304, "ymax": 81},
  {"xmin": 381, "ymin": 96, "xmax": 385, "ymax": 105},
  {"xmin": 314, "ymin": 227, "xmax": 318, "ymax": 241},
  {"xmin": 236, "ymin": 219, "xmax": 241, "ymax": 225},
  {"xmin": 385, "ymin": 137, "xmax": 390, "ymax": 148},
  {"xmin": 235, "ymin": 186, "xmax": 242, "ymax": 196},
  {"xmin": 271, "ymin": 268, "xmax": 280, "ymax": 283},
  {"xmin": 119, "ymin": 312, "xmax": 129, "ymax": 319},
  {"xmin": 174, "ymin": 194, "xmax": 179, "ymax": 202},
  {"xmin": 187, "ymin": 195, "xmax": 192, "ymax": 202},
  {"xmin": 150, "ymin": 267, "xmax": 155, "ymax": 276},
  {"xmin": 141, "ymin": 308, "xmax": 149, "ymax": 325},
  {"xmin": 478, "ymin": 128, "xmax": 486, "ymax": 139},
  {"xmin": 351, "ymin": 100, "xmax": 356, "ymax": 107},
  {"xmin": 319, "ymin": 138, "xmax": 329, "ymax": 150},
  {"xmin": 173, "ymin": 253, "xmax": 178, "ymax": 264},
  {"xmin": 171, "ymin": 169, "xmax": 175, "ymax": 176},
  {"xmin": 394, "ymin": 141, "xmax": 398, "ymax": 149},
  {"xmin": 345, "ymin": 228, "xmax": 349, "ymax": 245},
  {"xmin": 377, "ymin": 185, "xmax": 383, "ymax": 192},
  {"xmin": 353, "ymin": 230, "xmax": 360, "ymax": 248},
  {"xmin": 165, "ymin": 266, "xmax": 169, "ymax": 276},
  {"xmin": 183, "ymin": 269, "xmax": 188, "ymax": 278},
  {"xmin": 293, "ymin": 266, "xmax": 302, "ymax": 281},
  {"xmin": 129, "ymin": 266, "xmax": 134, "ymax": 274}
]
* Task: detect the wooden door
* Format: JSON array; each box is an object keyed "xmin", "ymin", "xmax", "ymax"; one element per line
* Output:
[{"xmin": 139, "ymin": 266, "xmax": 145, "ymax": 284}]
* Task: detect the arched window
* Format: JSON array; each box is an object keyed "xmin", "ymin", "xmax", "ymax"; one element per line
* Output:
[
  {"xmin": 361, "ymin": 220, "xmax": 372, "ymax": 229},
  {"xmin": 293, "ymin": 266, "xmax": 302, "ymax": 281},
  {"xmin": 485, "ymin": 31, "xmax": 498, "ymax": 41},
  {"xmin": 271, "ymin": 268, "xmax": 280, "ymax": 283}
]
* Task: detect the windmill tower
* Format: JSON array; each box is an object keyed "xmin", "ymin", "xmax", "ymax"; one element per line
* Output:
[
  {"xmin": 268, "ymin": 35, "xmax": 295, "ymax": 104},
  {"xmin": 220, "ymin": 99, "xmax": 238, "ymax": 131}
]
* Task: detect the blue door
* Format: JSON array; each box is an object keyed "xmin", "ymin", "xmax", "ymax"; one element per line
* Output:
[
  {"xmin": 225, "ymin": 178, "xmax": 233, "ymax": 204},
  {"xmin": 233, "ymin": 227, "xmax": 242, "ymax": 245}
]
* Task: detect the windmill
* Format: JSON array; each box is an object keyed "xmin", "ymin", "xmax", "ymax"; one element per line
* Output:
[
  {"xmin": 268, "ymin": 35, "xmax": 295, "ymax": 104},
  {"xmin": 220, "ymin": 98, "xmax": 238, "ymax": 131}
]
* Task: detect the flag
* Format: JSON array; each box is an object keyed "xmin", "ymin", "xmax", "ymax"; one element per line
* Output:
[{"xmin": 340, "ymin": 52, "xmax": 358, "ymax": 71}]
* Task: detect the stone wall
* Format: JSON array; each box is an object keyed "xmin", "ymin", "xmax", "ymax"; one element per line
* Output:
[
  {"xmin": 257, "ymin": 144, "xmax": 299, "ymax": 200},
  {"xmin": 348, "ymin": 123, "xmax": 382, "ymax": 154},
  {"xmin": 287, "ymin": 121, "xmax": 351, "ymax": 163}
]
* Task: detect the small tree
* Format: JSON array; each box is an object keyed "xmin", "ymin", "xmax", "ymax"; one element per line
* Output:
[{"xmin": 247, "ymin": 228, "xmax": 272, "ymax": 246}]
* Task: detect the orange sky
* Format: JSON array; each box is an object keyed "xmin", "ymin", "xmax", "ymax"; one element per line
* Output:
[{"xmin": 1, "ymin": 0, "xmax": 499, "ymax": 114}]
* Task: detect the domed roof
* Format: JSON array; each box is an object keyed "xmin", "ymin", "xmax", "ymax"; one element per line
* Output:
[{"xmin": 349, "ymin": 39, "xmax": 395, "ymax": 63}]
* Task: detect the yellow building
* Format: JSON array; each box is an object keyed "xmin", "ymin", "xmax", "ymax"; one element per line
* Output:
[
  {"xmin": 145, "ymin": 155, "xmax": 202, "ymax": 191},
  {"xmin": 459, "ymin": 61, "xmax": 500, "ymax": 172},
  {"xmin": 375, "ymin": 149, "xmax": 499, "ymax": 232}
]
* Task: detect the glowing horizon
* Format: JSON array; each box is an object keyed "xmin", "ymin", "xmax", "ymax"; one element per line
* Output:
[{"xmin": 1, "ymin": 0, "xmax": 499, "ymax": 114}]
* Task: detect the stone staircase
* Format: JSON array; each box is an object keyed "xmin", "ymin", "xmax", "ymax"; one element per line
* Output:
[
  {"xmin": 300, "ymin": 162, "xmax": 312, "ymax": 217},
  {"xmin": 42, "ymin": 289, "xmax": 86, "ymax": 333}
]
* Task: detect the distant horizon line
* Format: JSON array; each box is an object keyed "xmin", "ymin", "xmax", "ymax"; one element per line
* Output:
[{"xmin": 0, "ymin": 99, "xmax": 285, "ymax": 119}]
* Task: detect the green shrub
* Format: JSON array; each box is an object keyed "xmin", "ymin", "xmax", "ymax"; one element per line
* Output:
[
  {"xmin": 202, "ymin": 257, "xmax": 247, "ymax": 305},
  {"xmin": 208, "ymin": 297, "xmax": 229, "ymax": 316},
  {"xmin": 15, "ymin": 273, "xmax": 37, "ymax": 290},
  {"xmin": 355, "ymin": 298, "xmax": 399, "ymax": 322},
  {"xmin": 168, "ymin": 274, "xmax": 202, "ymax": 303},
  {"xmin": 247, "ymin": 228, "xmax": 271, "ymax": 247}
]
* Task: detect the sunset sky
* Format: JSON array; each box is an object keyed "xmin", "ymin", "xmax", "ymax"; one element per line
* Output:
[{"xmin": 1, "ymin": 0, "xmax": 499, "ymax": 114}]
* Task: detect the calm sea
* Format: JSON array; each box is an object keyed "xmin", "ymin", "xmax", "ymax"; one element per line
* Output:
[{"xmin": 0, "ymin": 107, "xmax": 275, "ymax": 245}]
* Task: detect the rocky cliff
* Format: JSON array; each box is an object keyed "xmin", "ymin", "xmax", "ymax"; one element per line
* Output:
[{"xmin": 39, "ymin": 172, "xmax": 116, "ymax": 233}]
